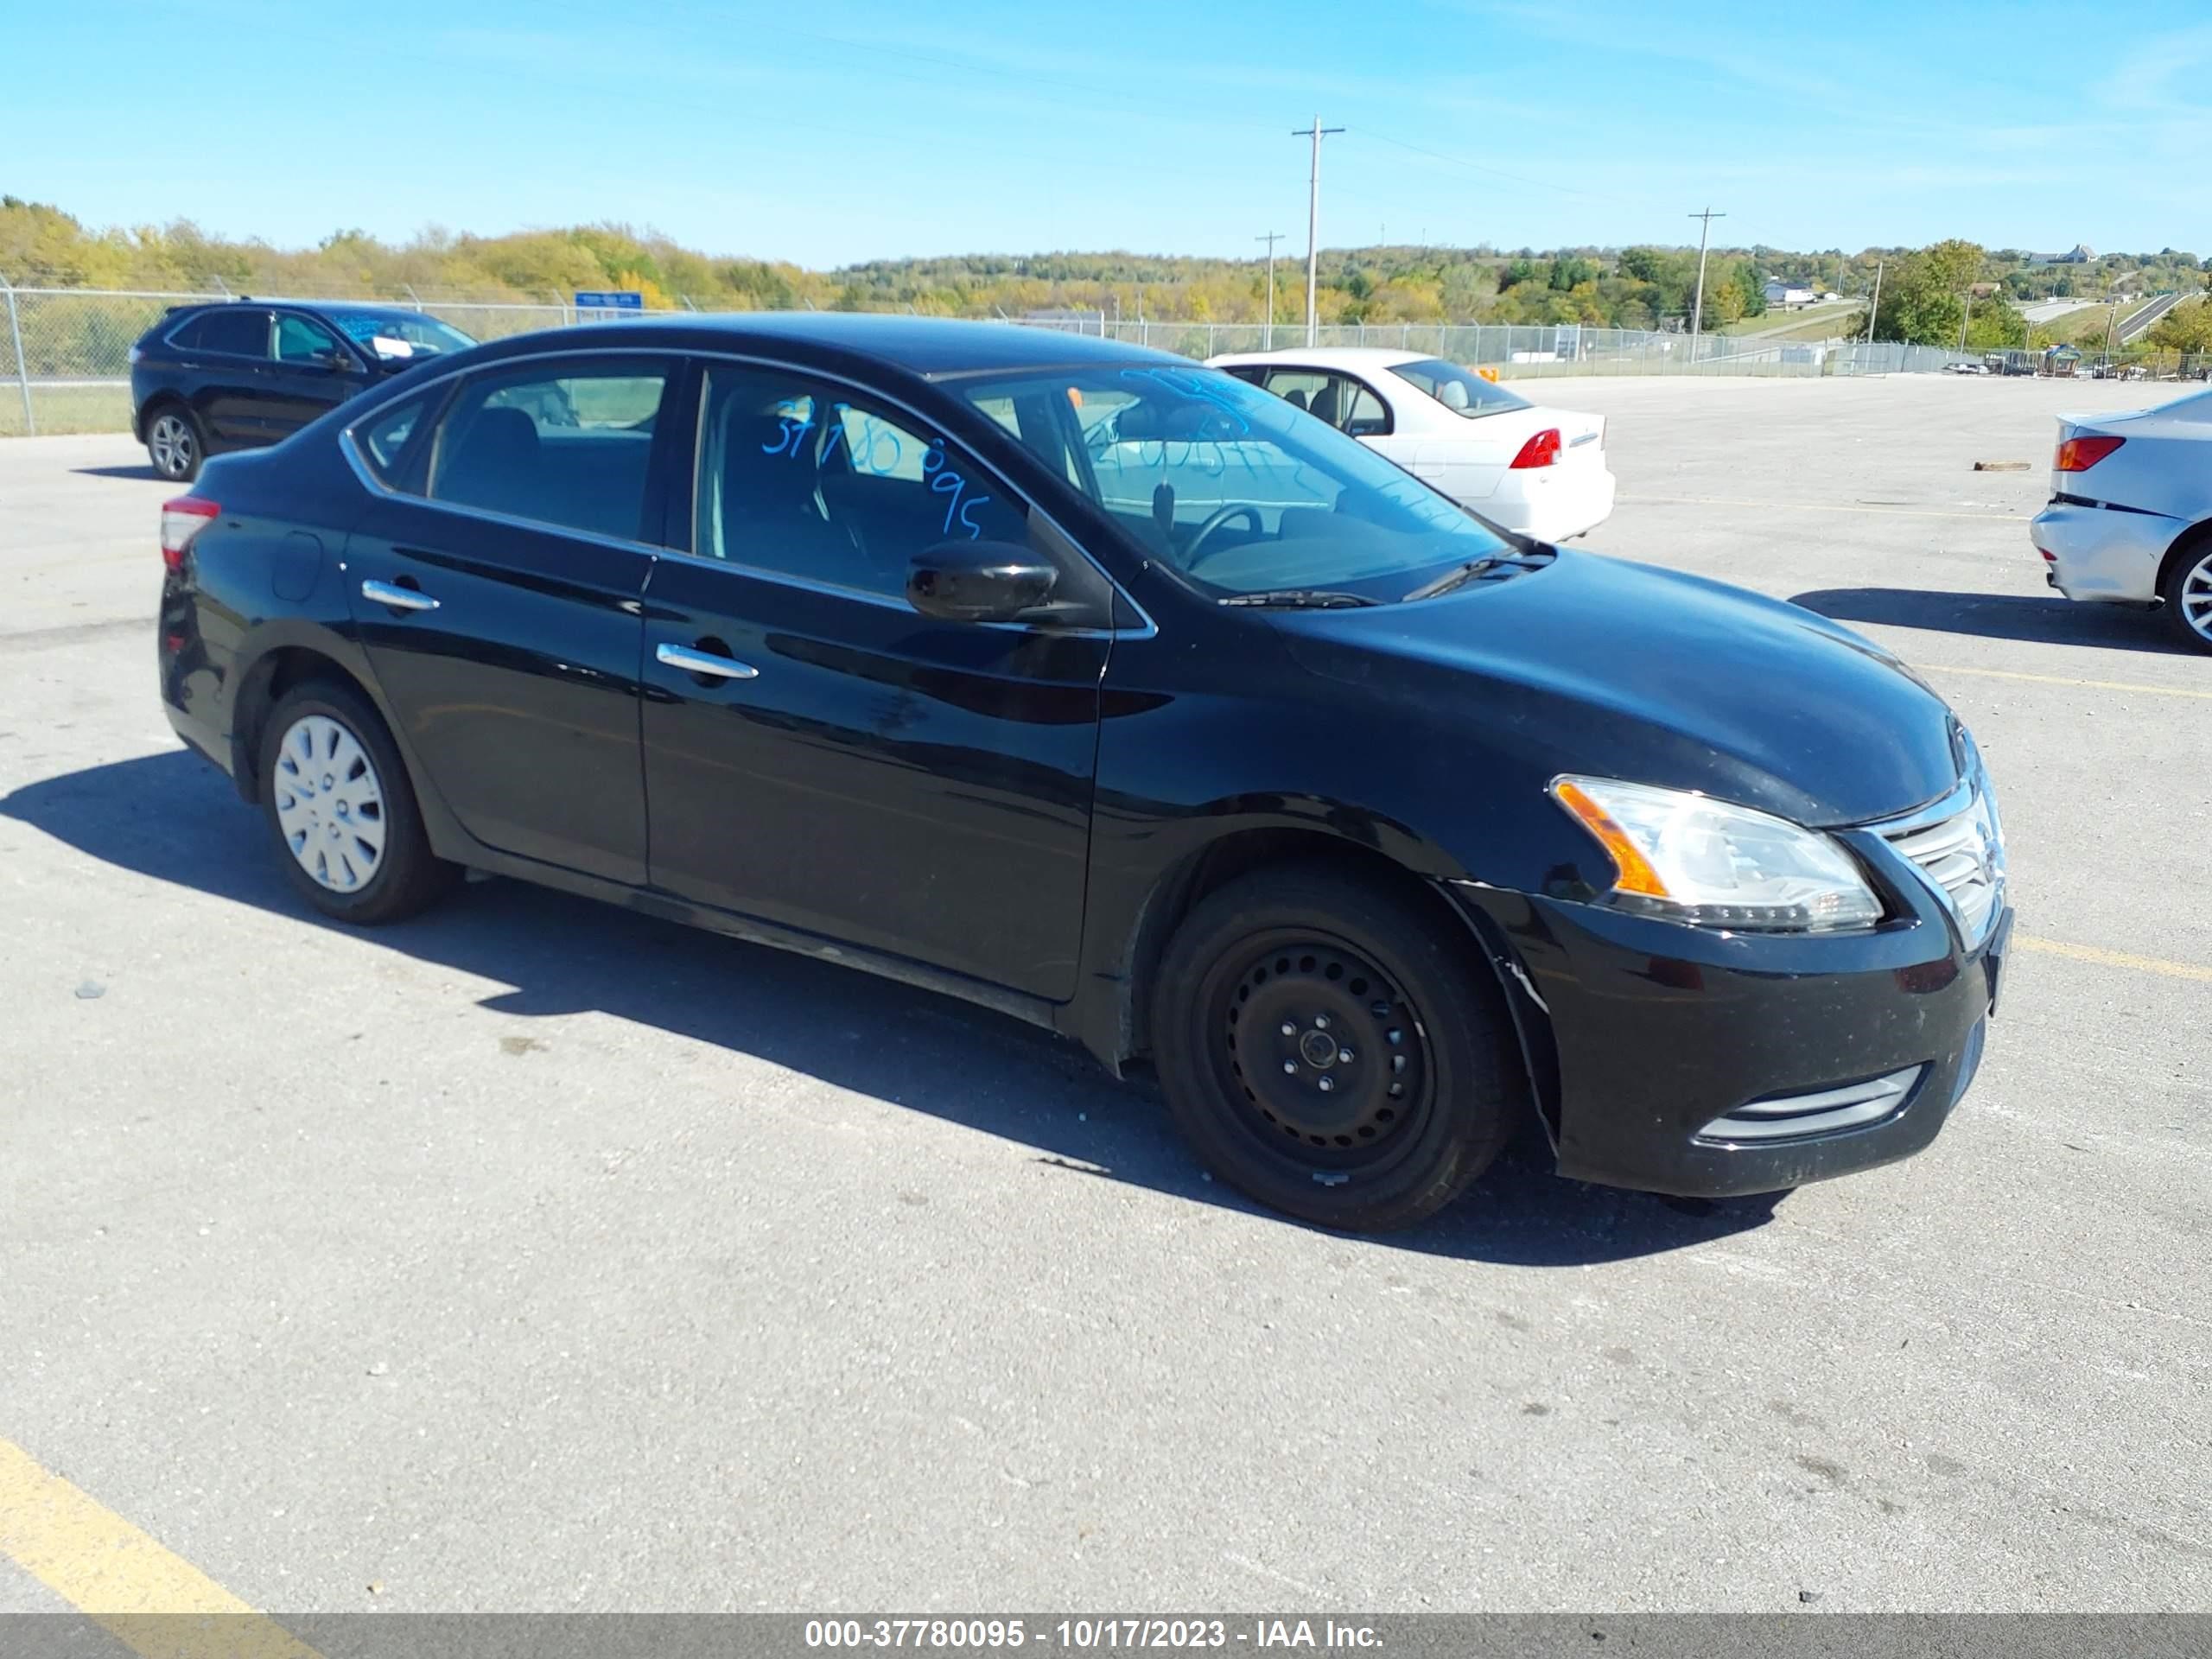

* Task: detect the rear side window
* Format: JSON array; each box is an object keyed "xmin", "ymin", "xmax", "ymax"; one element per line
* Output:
[
  {"xmin": 427, "ymin": 359, "xmax": 671, "ymax": 541},
  {"xmin": 357, "ymin": 393, "xmax": 433, "ymax": 486},
  {"xmin": 691, "ymin": 364, "xmax": 1027, "ymax": 600},
  {"xmin": 1262, "ymin": 369, "xmax": 1390, "ymax": 436},
  {"xmin": 175, "ymin": 308, "xmax": 271, "ymax": 359}
]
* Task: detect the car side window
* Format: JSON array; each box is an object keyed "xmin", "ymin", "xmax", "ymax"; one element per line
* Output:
[
  {"xmin": 357, "ymin": 393, "xmax": 434, "ymax": 486},
  {"xmin": 180, "ymin": 308, "xmax": 272, "ymax": 359},
  {"xmin": 691, "ymin": 365, "xmax": 1028, "ymax": 601},
  {"xmin": 275, "ymin": 313, "xmax": 343, "ymax": 364},
  {"xmin": 427, "ymin": 359, "xmax": 671, "ymax": 542},
  {"xmin": 1338, "ymin": 378, "xmax": 1391, "ymax": 437},
  {"xmin": 1257, "ymin": 369, "xmax": 1389, "ymax": 436},
  {"xmin": 1260, "ymin": 369, "xmax": 1328, "ymax": 414}
]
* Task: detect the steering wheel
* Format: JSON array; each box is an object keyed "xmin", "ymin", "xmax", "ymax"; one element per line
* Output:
[{"xmin": 1182, "ymin": 504, "xmax": 1266, "ymax": 571}]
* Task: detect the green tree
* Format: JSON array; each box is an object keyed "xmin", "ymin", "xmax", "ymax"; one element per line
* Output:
[{"xmin": 2148, "ymin": 299, "xmax": 2212, "ymax": 353}]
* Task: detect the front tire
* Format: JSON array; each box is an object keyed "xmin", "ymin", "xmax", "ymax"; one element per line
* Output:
[
  {"xmin": 1150, "ymin": 863, "xmax": 1524, "ymax": 1231},
  {"xmin": 257, "ymin": 679, "xmax": 455, "ymax": 924},
  {"xmin": 146, "ymin": 405, "xmax": 204, "ymax": 482},
  {"xmin": 2161, "ymin": 536, "xmax": 2212, "ymax": 654}
]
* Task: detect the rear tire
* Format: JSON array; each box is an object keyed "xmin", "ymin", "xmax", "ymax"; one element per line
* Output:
[
  {"xmin": 1149, "ymin": 862, "xmax": 1523, "ymax": 1231},
  {"xmin": 146, "ymin": 405, "xmax": 204, "ymax": 482},
  {"xmin": 257, "ymin": 679, "xmax": 456, "ymax": 925},
  {"xmin": 2160, "ymin": 535, "xmax": 2212, "ymax": 654}
]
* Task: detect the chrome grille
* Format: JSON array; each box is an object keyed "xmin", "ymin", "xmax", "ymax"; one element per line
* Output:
[{"xmin": 1877, "ymin": 771, "xmax": 2005, "ymax": 947}]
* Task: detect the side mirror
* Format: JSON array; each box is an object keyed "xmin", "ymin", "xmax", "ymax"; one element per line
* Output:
[{"xmin": 907, "ymin": 541, "xmax": 1057, "ymax": 624}]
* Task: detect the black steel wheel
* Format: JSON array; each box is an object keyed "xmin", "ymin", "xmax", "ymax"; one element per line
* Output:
[{"xmin": 1151, "ymin": 862, "xmax": 1524, "ymax": 1231}]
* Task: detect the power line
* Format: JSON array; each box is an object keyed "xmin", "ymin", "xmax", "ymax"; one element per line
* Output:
[{"xmin": 1294, "ymin": 118, "xmax": 1345, "ymax": 346}]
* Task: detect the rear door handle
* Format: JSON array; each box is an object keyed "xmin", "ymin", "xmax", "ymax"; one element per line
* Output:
[
  {"xmin": 657, "ymin": 642, "xmax": 760, "ymax": 681},
  {"xmin": 361, "ymin": 579, "xmax": 438, "ymax": 613}
]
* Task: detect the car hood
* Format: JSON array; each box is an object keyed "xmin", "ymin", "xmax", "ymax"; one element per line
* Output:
[{"xmin": 1270, "ymin": 547, "xmax": 1961, "ymax": 828}]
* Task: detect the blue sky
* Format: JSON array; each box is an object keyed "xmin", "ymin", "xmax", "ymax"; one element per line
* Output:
[{"xmin": 16, "ymin": 0, "xmax": 2212, "ymax": 266}]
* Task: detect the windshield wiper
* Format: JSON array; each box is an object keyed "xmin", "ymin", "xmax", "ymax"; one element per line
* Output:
[
  {"xmin": 1218, "ymin": 588, "xmax": 1379, "ymax": 609},
  {"xmin": 1402, "ymin": 558, "xmax": 1502, "ymax": 601}
]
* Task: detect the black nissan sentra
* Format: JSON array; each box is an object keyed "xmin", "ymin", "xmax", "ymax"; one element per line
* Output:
[{"xmin": 156, "ymin": 316, "xmax": 2011, "ymax": 1231}]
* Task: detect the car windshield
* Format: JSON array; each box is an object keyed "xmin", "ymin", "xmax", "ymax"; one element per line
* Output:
[
  {"xmin": 327, "ymin": 312, "xmax": 476, "ymax": 360},
  {"xmin": 1388, "ymin": 358, "xmax": 1532, "ymax": 419},
  {"xmin": 954, "ymin": 364, "xmax": 1510, "ymax": 603}
]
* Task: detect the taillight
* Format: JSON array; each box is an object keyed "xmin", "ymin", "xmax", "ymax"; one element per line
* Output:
[
  {"xmin": 1509, "ymin": 429, "xmax": 1562, "ymax": 469},
  {"xmin": 2055, "ymin": 434, "xmax": 2124, "ymax": 472},
  {"xmin": 161, "ymin": 496, "xmax": 219, "ymax": 570}
]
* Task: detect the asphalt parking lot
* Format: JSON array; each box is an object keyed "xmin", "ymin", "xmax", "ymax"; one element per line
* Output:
[{"xmin": 2, "ymin": 374, "xmax": 2208, "ymax": 1621}]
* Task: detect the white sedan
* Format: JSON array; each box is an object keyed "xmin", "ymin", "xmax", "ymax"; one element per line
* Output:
[
  {"xmin": 1205, "ymin": 346, "xmax": 1616, "ymax": 542},
  {"xmin": 2029, "ymin": 385, "xmax": 2212, "ymax": 653}
]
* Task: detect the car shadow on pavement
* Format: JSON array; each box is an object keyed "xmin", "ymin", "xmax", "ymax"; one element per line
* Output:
[
  {"xmin": 3, "ymin": 748, "xmax": 1783, "ymax": 1268},
  {"xmin": 71, "ymin": 464, "xmax": 163, "ymax": 481},
  {"xmin": 1792, "ymin": 586, "xmax": 2191, "ymax": 653}
]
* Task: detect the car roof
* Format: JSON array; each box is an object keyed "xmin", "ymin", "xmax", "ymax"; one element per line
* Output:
[
  {"xmin": 1206, "ymin": 346, "xmax": 1433, "ymax": 372},
  {"xmin": 162, "ymin": 298, "xmax": 429, "ymax": 321},
  {"xmin": 490, "ymin": 313, "xmax": 1191, "ymax": 379}
]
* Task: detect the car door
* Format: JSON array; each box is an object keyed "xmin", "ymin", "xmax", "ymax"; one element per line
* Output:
[
  {"xmin": 340, "ymin": 353, "xmax": 678, "ymax": 886},
  {"xmin": 267, "ymin": 310, "xmax": 371, "ymax": 435},
  {"xmin": 639, "ymin": 359, "xmax": 1113, "ymax": 1001},
  {"xmin": 171, "ymin": 307, "xmax": 276, "ymax": 443}
]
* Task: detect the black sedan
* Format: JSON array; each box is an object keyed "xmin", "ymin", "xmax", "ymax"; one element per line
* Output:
[
  {"xmin": 156, "ymin": 315, "xmax": 2011, "ymax": 1231},
  {"xmin": 130, "ymin": 299, "xmax": 476, "ymax": 482}
]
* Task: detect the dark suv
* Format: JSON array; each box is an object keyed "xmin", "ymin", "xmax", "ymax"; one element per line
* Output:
[{"xmin": 130, "ymin": 300, "xmax": 475, "ymax": 481}]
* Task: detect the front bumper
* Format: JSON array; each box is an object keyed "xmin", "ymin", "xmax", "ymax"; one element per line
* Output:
[
  {"xmin": 2030, "ymin": 499, "xmax": 2184, "ymax": 605},
  {"xmin": 1448, "ymin": 878, "xmax": 2009, "ymax": 1198}
]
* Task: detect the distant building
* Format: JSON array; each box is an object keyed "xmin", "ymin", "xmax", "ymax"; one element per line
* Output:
[
  {"xmin": 2029, "ymin": 245, "xmax": 2096, "ymax": 267},
  {"xmin": 1763, "ymin": 280, "xmax": 1816, "ymax": 308}
]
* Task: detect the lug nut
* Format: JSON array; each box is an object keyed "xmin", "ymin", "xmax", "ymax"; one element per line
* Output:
[
  {"xmin": 1317, "ymin": 1077, "xmax": 1335, "ymax": 1093},
  {"xmin": 1338, "ymin": 1047, "xmax": 1355, "ymax": 1064},
  {"xmin": 1314, "ymin": 1014, "xmax": 1331, "ymax": 1030},
  {"xmin": 1281, "ymin": 1021, "xmax": 1297, "ymax": 1036},
  {"xmin": 1282, "ymin": 1061, "xmax": 1298, "ymax": 1074}
]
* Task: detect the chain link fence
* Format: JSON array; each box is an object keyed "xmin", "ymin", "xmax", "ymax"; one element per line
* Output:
[{"xmin": 5, "ymin": 281, "xmax": 2206, "ymax": 438}]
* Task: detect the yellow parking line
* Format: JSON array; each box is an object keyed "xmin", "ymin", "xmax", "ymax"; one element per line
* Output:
[
  {"xmin": 1618, "ymin": 494, "xmax": 2020, "ymax": 520},
  {"xmin": 2018, "ymin": 936, "xmax": 2212, "ymax": 984},
  {"xmin": 0, "ymin": 1438, "xmax": 323, "ymax": 1659},
  {"xmin": 1921, "ymin": 664, "xmax": 2212, "ymax": 701}
]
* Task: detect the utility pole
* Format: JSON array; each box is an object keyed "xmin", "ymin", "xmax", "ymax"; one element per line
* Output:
[
  {"xmin": 1864, "ymin": 259, "xmax": 1884, "ymax": 345},
  {"xmin": 1960, "ymin": 287, "xmax": 1974, "ymax": 353},
  {"xmin": 1295, "ymin": 116, "xmax": 1344, "ymax": 346},
  {"xmin": 1256, "ymin": 231, "xmax": 1284, "ymax": 350},
  {"xmin": 1687, "ymin": 206, "xmax": 1726, "ymax": 360}
]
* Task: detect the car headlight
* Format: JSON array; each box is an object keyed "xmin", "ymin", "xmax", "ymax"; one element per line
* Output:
[{"xmin": 1549, "ymin": 775, "xmax": 1882, "ymax": 932}]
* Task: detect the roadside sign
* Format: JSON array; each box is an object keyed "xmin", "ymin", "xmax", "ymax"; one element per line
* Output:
[{"xmin": 574, "ymin": 290, "xmax": 645, "ymax": 319}]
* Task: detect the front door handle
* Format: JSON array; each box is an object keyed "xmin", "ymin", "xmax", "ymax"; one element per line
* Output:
[
  {"xmin": 657, "ymin": 642, "xmax": 760, "ymax": 681},
  {"xmin": 361, "ymin": 578, "xmax": 438, "ymax": 613}
]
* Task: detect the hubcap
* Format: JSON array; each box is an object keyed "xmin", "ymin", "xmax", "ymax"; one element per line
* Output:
[
  {"xmin": 271, "ymin": 715, "xmax": 385, "ymax": 892},
  {"xmin": 149, "ymin": 414, "xmax": 194, "ymax": 477},
  {"xmin": 2183, "ymin": 551, "xmax": 2212, "ymax": 641},
  {"xmin": 1217, "ymin": 938, "xmax": 1432, "ymax": 1164}
]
